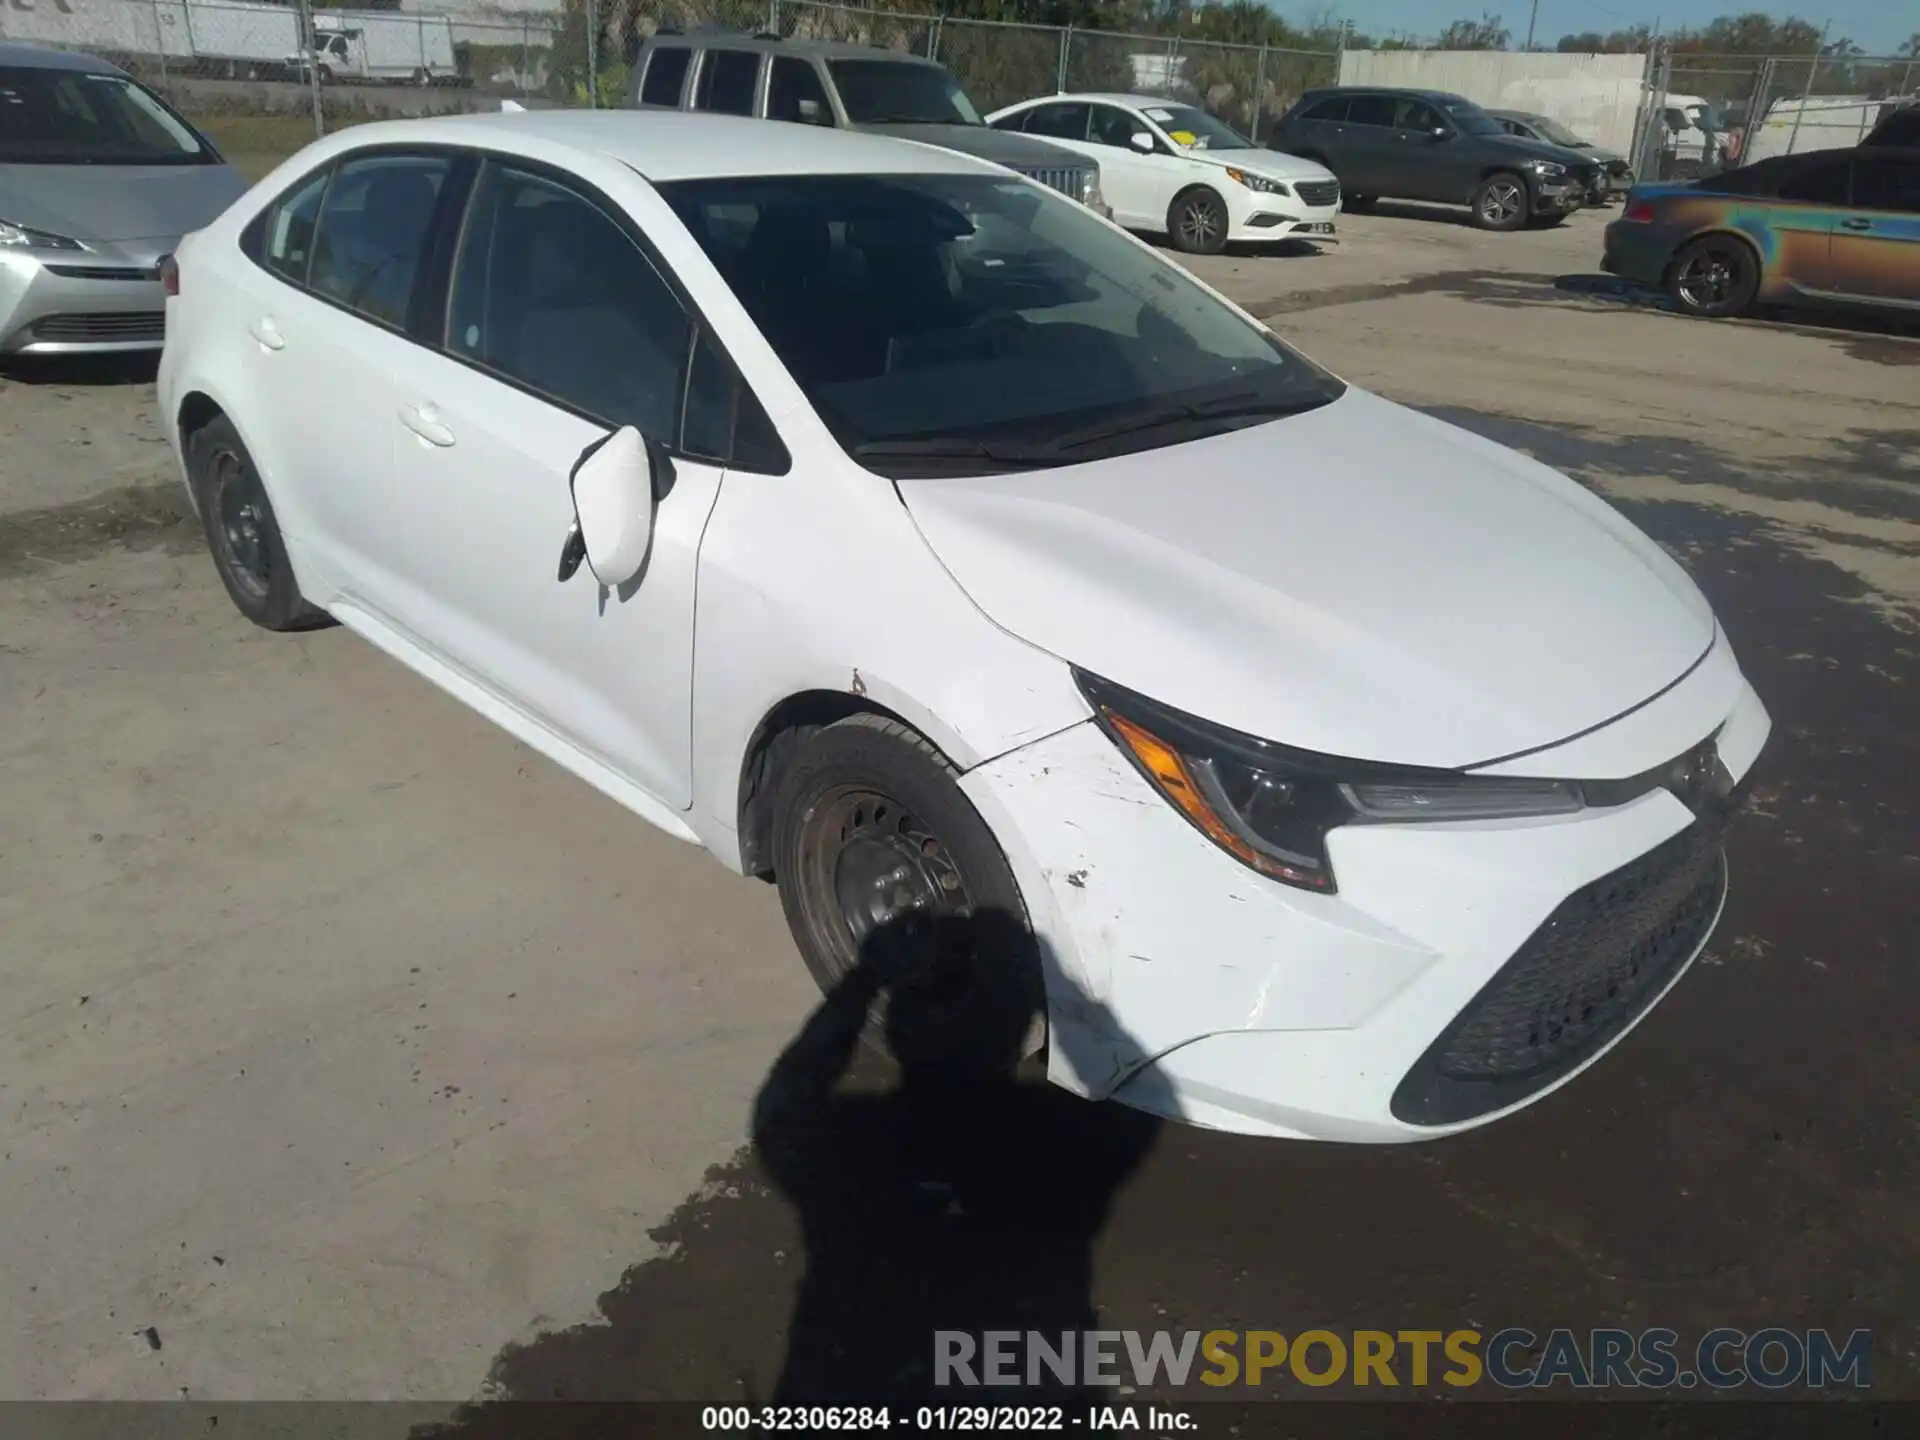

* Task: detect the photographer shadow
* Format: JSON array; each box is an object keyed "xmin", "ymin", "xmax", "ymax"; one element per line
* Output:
[{"xmin": 753, "ymin": 906, "xmax": 1164, "ymax": 1407}]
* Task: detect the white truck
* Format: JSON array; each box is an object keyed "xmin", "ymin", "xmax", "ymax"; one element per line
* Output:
[
  {"xmin": 289, "ymin": 10, "xmax": 460, "ymax": 87},
  {"xmin": 1741, "ymin": 93, "xmax": 1920, "ymax": 164},
  {"xmin": 0, "ymin": 0, "xmax": 298, "ymax": 79}
]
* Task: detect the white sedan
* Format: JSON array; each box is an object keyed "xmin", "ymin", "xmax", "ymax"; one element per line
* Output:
[
  {"xmin": 158, "ymin": 111, "xmax": 1768, "ymax": 1142},
  {"xmin": 986, "ymin": 92, "xmax": 1341, "ymax": 253}
]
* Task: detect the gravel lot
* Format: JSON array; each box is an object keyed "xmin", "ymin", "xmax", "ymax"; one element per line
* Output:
[{"xmin": 2, "ymin": 201, "xmax": 1915, "ymax": 1407}]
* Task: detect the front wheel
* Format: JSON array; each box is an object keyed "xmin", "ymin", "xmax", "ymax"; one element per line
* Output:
[
  {"xmin": 1666, "ymin": 235, "xmax": 1759, "ymax": 318},
  {"xmin": 1471, "ymin": 172, "xmax": 1529, "ymax": 231},
  {"xmin": 1168, "ymin": 187, "xmax": 1229, "ymax": 255},
  {"xmin": 771, "ymin": 715, "xmax": 1046, "ymax": 1069}
]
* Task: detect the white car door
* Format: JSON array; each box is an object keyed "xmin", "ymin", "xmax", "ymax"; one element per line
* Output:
[
  {"xmin": 380, "ymin": 155, "xmax": 750, "ymax": 812},
  {"xmin": 1085, "ymin": 102, "xmax": 1187, "ymax": 230},
  {"xmin": 229, "ymin": 149, "xmax": 456, "ymax": 612}
]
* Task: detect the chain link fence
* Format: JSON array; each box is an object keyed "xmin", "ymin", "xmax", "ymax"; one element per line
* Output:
[{"xmin": 1636, "ymin": 47, "xmax": 1917, "ymax": 179}]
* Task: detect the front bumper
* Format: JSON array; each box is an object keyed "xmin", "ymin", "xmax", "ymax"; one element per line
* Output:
[
  {"xmin": 1227, "ymin": 191, "xmax": 1342, "ymax": 244},
  {"xmin": 960, "ymin": 660, "xmax": 1770, "ymax": 1143},
  {"xmin": 1533, "ymin": 179, "xmax": 1584, "ymax": 215},
  {"xmin": 0, "ymin": 246, "xmax": 170, "ymax": 355}
]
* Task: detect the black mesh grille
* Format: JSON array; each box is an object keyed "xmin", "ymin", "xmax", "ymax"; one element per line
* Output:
[
  {"xmin": 31, "ymin": 312, "xmax": 164, "ymax": 342},
  {"xmin": 1297, "ymin": 179, "xmax": 1340, "ymax": 207},
  {"xmin": 45, "ymin": 265, "xmax": 152, "ymax": 282},
  {"xmin": 1391, "ymin": 823, "xmax": 1727, "ymax": 1126}
]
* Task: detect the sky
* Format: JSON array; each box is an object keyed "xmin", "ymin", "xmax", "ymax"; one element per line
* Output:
[{"xmin": 1272, "ymin": 1, "xmax": 1919, "ymax": 56}]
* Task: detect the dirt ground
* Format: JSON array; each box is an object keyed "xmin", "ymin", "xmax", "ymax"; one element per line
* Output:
[{"xmin": 1, "ymin": 202, "xmax": 1916, "ymax": 1409}]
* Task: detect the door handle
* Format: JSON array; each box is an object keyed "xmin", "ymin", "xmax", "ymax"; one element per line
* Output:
[
  {"xmin": 1839, "ymin": 217, "xmax": 1873, "ymax": 231},
  {"xmin": 399, "ymin": 403, "xmax": 455, "ymax": 448},
  {"xmin": 248, "ymin": 317, "xmax": 285, "ymax": 351}
]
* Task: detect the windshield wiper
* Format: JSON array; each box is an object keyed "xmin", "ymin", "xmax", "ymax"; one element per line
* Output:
[
  {"xmin": 849, "ymin": 436, "xmax": 1053, "ymax": 470},
  {"xmin": 1043, "ymin": 391, "xmax": 1318, "ymax": 453}
]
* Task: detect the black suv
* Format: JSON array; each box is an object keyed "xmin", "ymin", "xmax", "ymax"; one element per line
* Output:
[{"xmin": 1270, "ymin": 87, "xmax": 1600, "ymax": 231}]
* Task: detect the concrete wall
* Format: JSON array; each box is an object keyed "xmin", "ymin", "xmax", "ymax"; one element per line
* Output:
[{"xmin": 1338, "ymin": 49, "xmax": 1649, "ymax": 157}]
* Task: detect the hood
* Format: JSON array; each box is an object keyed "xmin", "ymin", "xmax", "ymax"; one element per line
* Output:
[
  {"xmin": 1480, "ymin": 133, "xmax": 1595, "ymax": 168},
  {"xmin": 0, "ymin": 163, "xmax": 248, "ymax": 244},
  {"xmin": 898, "ymin": 390, "xmax": 1715, "ymax": 770},
  {"xmin": 864, "ymin": 122, "xmax": 1092, "ymax": 171},
  {"xmin": 1185, "ymin": 148, "xmax": 1333, "ymax": 184}
]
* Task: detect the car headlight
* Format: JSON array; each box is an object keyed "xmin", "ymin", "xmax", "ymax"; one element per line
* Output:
[
  {"xmin": 1225, "ymin": 167, "xmax": 1290, "ymax": 196},
  {"xmin": 1522, "ymin": 160, "xmax": 1567, "ymax": 180},
  {"xmin": 1077, "ymin": 670, "xmax": 1583, "ymax": 894},
  {"xmin": 1079, "ymin": 169, "xmax": 1099, "ymax": 204},
  {"xmin": 0, "ymin": 219, "xmax": 85, "ymax": 251}
]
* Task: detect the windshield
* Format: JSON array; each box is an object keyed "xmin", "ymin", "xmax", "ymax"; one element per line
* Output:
[
  {"xmin": 658, "ymin": 173, "xmax": 1343, "ymax": 476},
  {"xmin": 0, "ymin": 65, "xmax": 211, "ymax": 165},
  {"xmin": 1441, "ymin": 99, "xmax": 1506, "ymax": 137},
  {"xmin": 1143, "ymin": 104, "xmax": 1253, "ymax": 151},
  {"xmin": 828, "ymin": 60, "xmax": 982, "ymax": 126},
  {"xmin": 1530, "ymin": 116, "xmax": 1587, "ymax": 147}
]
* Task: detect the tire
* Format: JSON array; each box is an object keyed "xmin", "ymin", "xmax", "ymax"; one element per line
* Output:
[
  {"xmin": 771, "ymin": 714, "xmax": 1046, "ymax": 1069},
  {"xmin": 1342, "ymin": 194, "xmax": 1376, "ymax": 213},
  {"xmin": 1665, "ymin": 234, "xmax": 1760, "ymax": 318},
  {"xmin": 187, "ymin": 415, "xmax": 330, "ymax": 632},
  {"xmin": 1471, "ymin": 171, "xmax": 1529, "ymax": 231},
  {"xmin": 1167, "ymin": 186, "xmax": 1229, "ymax": 255}
]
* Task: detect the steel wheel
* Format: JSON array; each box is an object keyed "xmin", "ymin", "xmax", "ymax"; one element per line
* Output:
[
  {"xmin": 209, "ymin": 445, "xmax": 273, "ymax": 603},
  {"xmin": 772, "ymin": 715, "xmax": 1046, "ymax": 1066}
]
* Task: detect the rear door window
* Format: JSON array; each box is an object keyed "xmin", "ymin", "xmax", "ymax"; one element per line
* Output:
[
  {"xmin": 1345, "ymin": 95, "xmax": 1396, "ymax": 128},
  {"xmin": 1022, "ymin": 102, "xmax": 1090, "ymax": 141},
  {"xmin": 640, "ymin": 46, "xmax": 692, "ymax": 106},
  {"xmin": 1300, "ymin": 97, "xmax": 1349, "ymax": 123},
  {"xmin": 768, "ymin": 56, "xmax": 831, "ymax": 125},
  {"xmin": 308, "ymin": 152, "xmax": 452, "ymax": 330},
  {"xmin": 694, "ymin": 49, "xmax": 760, "ymax": 117}
]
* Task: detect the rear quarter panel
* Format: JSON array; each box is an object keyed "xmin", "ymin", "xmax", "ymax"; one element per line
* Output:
[{"xmin": 1654, "ymin": 190, "xmax": 1837, "ymax": 299}]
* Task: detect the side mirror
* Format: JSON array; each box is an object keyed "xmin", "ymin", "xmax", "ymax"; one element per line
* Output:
[
  {"xmin": 1129, "ymin": 130, "xmax": 1154, "ymax": 153},
  {"xmin": 558, "ymin": 426, "xmax": 659, "ymax": 587},
  {"xmin": 1428, "ymin": 125, "xmax": 1451, "ymax": 141}
]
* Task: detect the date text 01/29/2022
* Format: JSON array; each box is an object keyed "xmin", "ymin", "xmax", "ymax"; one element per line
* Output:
[{"xmin": 701, "ymin": 1405, "xmax": 1195, "ymax": 1431}]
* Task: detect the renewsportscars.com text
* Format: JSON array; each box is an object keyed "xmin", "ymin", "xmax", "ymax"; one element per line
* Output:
[{"xmin": 934, "ymin": 1328, "xmax": 1872, "ymax": 1391}]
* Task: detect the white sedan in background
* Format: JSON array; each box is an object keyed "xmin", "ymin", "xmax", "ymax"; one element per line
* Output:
[
  {"xmin": 986, "ymin": 92, "xmax": 1341, "ymax": 253},
  {"xmin": 159, "ymin": 110, "xmax": 1767, "ymax": 1143}
]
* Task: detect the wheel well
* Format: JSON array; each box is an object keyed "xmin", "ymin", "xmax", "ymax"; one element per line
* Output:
[
  {"xmin": 177, "ymin": 391, "xmax": 224, "ymax": 452},
  {"xmin": 1477, "ymin": 164, "xmax": 1527, "ymax": 184},
  {"xmin": 735, "ymin": 690, "xmax": 918, "ymax": 880}
]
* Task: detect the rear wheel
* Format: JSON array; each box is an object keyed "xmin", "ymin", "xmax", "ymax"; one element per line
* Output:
[
  {"xmin": 771, "ymin": 714, "xmax": 1045, "ymax": 1067},
  {"xmin": 1471, "ymin": 172, "xmax": 1529, "ymax": 231},
  {"xmin": 187, "ymin": 415, "xmax": 329, "ymax": 632},
  {"xmin": 1168, "ymin": 186, "xmax": 1229, "ymax": 255},
  {"xmin": 1666, "ymin": 235, "xmax": 1759, "ymax": 318}
]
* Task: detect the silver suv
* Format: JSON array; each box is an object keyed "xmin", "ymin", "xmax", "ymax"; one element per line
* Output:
[{"xmin": 626, "ymin": 29, "xmax": 1108, "ymax": 215}]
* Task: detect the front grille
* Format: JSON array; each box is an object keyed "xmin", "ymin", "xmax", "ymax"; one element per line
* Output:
[
  {"xmin": 1296, "ymin": 179, "xmax": 1340, "ymax": 207},
  {"xmin": 45, "ymin": 265, "xmax": 153, "ymax": 281},
  {"xmin": 1017, "ymin": 165, "xmax": 1088, "ymax": 202},
  {"xmin": 1391, "ymin": 822, "xmax": 1727, "ymax": 1126},
  {"xmin": 31, "ymin": 311, "xmax": 165, "ymax": 342},
  {"xmin": 1568, "ymin": 162, "xmax": 1601, "ymax": 189}
]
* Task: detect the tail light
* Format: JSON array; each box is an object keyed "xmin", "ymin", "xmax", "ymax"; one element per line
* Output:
[
  {"xmin": 159, "ymin": 254, "xmax": 179, "ymax": 296},
  {"xmin": 1623, "ymin": 199, "xmax": 1657, "ymax": 224}
]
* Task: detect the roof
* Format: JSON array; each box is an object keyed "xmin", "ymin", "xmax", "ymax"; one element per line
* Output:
[
  {"xmin": 1000, "ymin": 93, "xmax": 1211, "ymax": 110},
  {"xmin": 0, "ymin": 42, "xmax": 127, "ymax": 75},
  {"xmin": 1299, "ymin": 85, "xmax": 1473, "ymax": 104},
  {"xmin": 641, "ymin": 30, "xmax": 942, "ymax": 67},
  {"xmin": 319, "ymin": 109, "xmax": 999, "ymax": 183}
]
